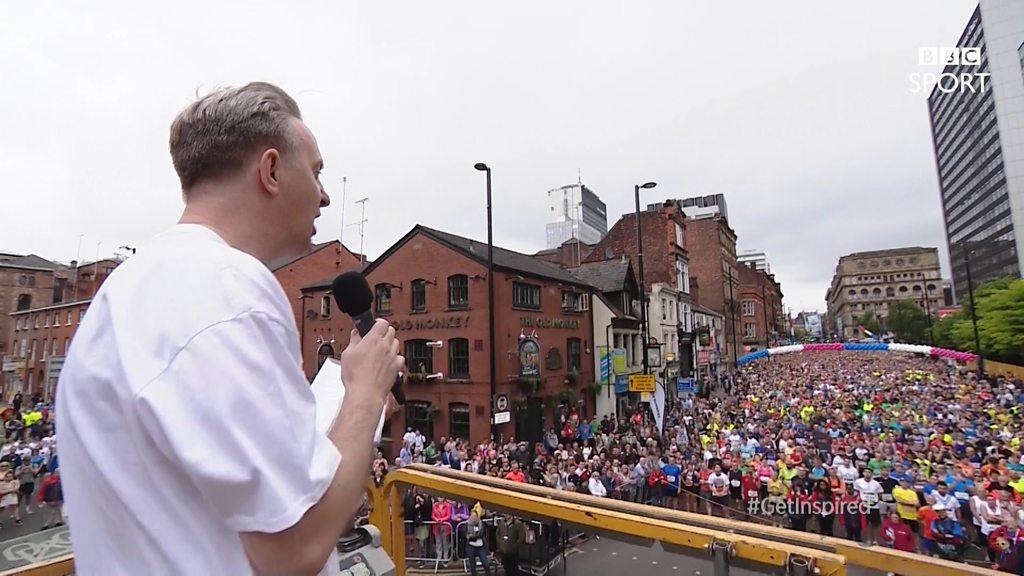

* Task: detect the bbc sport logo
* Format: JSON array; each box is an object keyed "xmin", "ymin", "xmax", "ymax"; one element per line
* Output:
[
  {"xmin": 919, "ymin": 47, "xmax": 981, "ymax": 67},
  {"xmin": 909, "ymin": 46, "xmax": 990, "ymax": 94}
]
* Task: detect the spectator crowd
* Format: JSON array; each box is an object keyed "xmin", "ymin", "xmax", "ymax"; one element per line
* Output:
[
  {"xmin": 0, "ymin": 393, "xmax": 63, "ymax": 533},
  {"xmin": 387, "ymin": 351, "xmax": 1024, "ymax": 573}
]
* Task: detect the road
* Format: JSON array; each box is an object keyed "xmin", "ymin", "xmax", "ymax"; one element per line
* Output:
[
  {"xmin": 0, "ymin": 501, "xmax": 62, "ymax": 540},
  {"xmin": 561, "ymin": 535, "xmax": 787, "ymax": 576}
]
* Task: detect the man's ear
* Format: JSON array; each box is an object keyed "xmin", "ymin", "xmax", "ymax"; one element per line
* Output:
[{"xmin": 258, "ymin": 148, "xmax": 283, "ymax": 196}]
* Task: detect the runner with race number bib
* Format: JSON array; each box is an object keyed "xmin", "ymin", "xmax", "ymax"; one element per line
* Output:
[{"xmin": 854, "ymin": 468, "xmax": 885, "ymax": 545}]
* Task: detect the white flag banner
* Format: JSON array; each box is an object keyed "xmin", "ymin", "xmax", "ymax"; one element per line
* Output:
[{"xmin": 650, "ymin": 379, "xmax": 666, "ymax": 434}]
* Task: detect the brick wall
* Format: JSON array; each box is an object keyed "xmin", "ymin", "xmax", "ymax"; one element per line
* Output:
[
  {"xmin": 274, "ymin": 241, "xmax": 362, "ymax": 334},
  {"xmin": 684, "ymin": 216, "xmax": 742, "ymax": 368},
  {"xmin": 301, "ymin": 229, "xmax": 595, "ymax": 456},
  {"xmin": 0, "ymin": 268, "xmax": 56, "ymax": 357}
]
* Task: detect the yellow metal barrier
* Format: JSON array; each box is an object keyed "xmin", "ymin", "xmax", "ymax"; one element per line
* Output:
[
  {"xmin": 372, "ymin": 464, "xmax": 1004, "ymax": 576},
  {"xmin": 4, "ymin": 465, "xmax": 1005, "ymax": 576},
  {"xmin": 0, "ymin": 556, "xmax": 72, "ymax": 576}
]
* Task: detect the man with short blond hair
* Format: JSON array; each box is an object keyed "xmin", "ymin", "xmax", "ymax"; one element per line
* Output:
[{"xmin": 58, "ymin": 82, "xmax": 402, "ymax": 575}]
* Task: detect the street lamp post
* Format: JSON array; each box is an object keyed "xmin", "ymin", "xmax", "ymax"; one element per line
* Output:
[
  {"xmin": 962, "ymin": 248, "xmax": 985, "ymax": 377},
  {"xmin": 475, "ymin": 163, "xmax": 498, "ymax": 441},
  {"xmin": 633, "ymin": 182, "xmax": 657, "ymax": 375},
  {"xmin": 920, "ymin": 290, "xmax": 934, "ymax": 346}
]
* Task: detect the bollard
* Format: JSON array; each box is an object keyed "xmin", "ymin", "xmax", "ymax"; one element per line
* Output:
[
  {"xmin": 789, "ymin": 555, "xmax": 811, "ymax": 576},
  {"xmin": 711, "ymin": 540, "xmax": 731, "ymax": 576}
]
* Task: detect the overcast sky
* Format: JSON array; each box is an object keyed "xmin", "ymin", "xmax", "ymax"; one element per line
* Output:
[{"xmin": 1, "ymin": 1, "xmax": 978, "ymax": 312}]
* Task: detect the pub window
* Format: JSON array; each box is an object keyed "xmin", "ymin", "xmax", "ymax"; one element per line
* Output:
[
  {"xmin": 512, "ymin": 281, "xmax": 541, "ymax": 309},
  {"xmin": 561, "ymin": 291, "xmax": 580, "ymax": 312},
  {"xmin": 411, "ymin": 279, "xmax": 427, "ymax": 312},
  {"xmin": 449, "ymin": 403, "xmax": 470, "ymax": 441},
  {"xmin": 449, "ymin": 338, "xmax": 469, "ymax": 379},
  {"xmin": 405, "ymin": 401, "xmax": 434, "ymax": 439},
  {"xmin": 375, "ymin": 284, "xmax": 392, "ymax": 315},
  {"xmin": 567, "ymin": 338, "xmax": 582, "ymax": 372},
  {"xmin": 405, "ymin": 339, "xmax": 433, "ymax": 374},
  {"xmin": 316, "ymin": 343, "xmax": 334, "ymax": 371},
  {"xmin": 448, "ymin": 275, "xmax": 468, "ymax": 308},
  {"xmin": 320, "ymin": 296, "xmax": 331, "ymax": 318}
]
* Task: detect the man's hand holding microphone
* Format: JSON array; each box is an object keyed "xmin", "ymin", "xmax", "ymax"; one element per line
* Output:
[{"xmin": 339, "ymin": 319, "xmax": 404, "ymax": 437}]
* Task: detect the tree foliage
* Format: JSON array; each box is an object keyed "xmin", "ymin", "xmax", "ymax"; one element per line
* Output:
[
  {"xmin": 888, "ymin": 299, "xmax": 929, "ymax": 344},
  {"xmin": 857, "ymin": 310, "xmax": 880, "ymax": 336},
  {"xmin": 935, "ymin": 277, "xmax": 1024, "ymax": 365}
]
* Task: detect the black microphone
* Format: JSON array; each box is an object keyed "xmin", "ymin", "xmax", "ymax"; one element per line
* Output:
[{"xmin": 331, "ymin": 271, "xmax": 405, "ymax": 405}]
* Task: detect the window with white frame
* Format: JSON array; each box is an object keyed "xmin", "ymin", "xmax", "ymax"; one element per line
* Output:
[
  {"xmin": 742, "ymin": 300, "xmax": 755, "ymax": 316},
  {"xmin": 675, "ymin": 223, "xmax": 684, "ymax": 247},
  {"xmin": 661, "ymin": 298, "xmax": 667, "ymax": 320},
  {"xmin": 680, "ymin": 303, "xmax": 691, "ymax": 331},
  {"xmin": 66, "ymin": 311, "xmax": 72, "ymax": 326},
  {"xmin": 745, "ymin": 322, "xmax": 757, "ymax": 339},
  {"xmin": 676, "ymin": 260, "xmax": 690, "ymax": 294}
]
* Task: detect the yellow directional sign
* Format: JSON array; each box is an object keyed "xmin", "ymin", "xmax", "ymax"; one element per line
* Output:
[{"xmin": 628, "ymin": 374, "xmax": 656, "ymax": 393}]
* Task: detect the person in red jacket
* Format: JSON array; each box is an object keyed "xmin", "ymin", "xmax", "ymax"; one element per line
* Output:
[
  {"xmin": 988, "ymin": 516, "xmax": 1024, "ymax": 573},
  {"xmin": 881, "ymin": 511, "xmax": 916, "ymax": 553},
  {"xmin": 431, "ymin": 498, "xmax": 453, "ymax": 565},
  {"xmin": 504, "ymin": 462, "xmax": 526, "ymax": 483},
  {"xmin": 37, "ymin": 469, "xmax": 63, "ymax": 530},
  {"xmin": 647, "ymin": 465, "xmax": 667, "ymax": 507}
]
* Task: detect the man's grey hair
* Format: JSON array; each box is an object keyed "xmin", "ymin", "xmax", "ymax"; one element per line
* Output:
[{"xmin": 169, "ymin": 82, "xmax": 302, "ymax": 191}]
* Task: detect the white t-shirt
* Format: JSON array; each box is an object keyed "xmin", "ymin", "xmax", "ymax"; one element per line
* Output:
[
  {"xmin": 56, "ymin": 225, "xmax": 342, "ymax": 576},
  {"xmin": 838, "ymin": 464, "xmax": 859, "ymax": 483},
  {"xmin": 709, "ymin": 473, "xmax": 730, "ymax": 496},
  {"xmin": 854, "ymin": 478, "xmax": 884, "ymax": 509}
]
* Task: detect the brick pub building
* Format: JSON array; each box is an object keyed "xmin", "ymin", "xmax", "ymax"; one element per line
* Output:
[{"xmin": 301, "ymin": 225, "xmax": 596, "ymax": 454}]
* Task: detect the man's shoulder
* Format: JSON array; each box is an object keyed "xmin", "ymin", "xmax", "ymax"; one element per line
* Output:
[{"xmin": 98, "ymin": 228, "xmax": 291, "ymax": 334}]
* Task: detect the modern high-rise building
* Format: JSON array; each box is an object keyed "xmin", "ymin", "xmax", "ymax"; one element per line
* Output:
[
  {"xmin": 545, "ymin": 184, "xmax": 608, "ymax": 249},
  {"xmin": 738, "ymin": 249, "xmax": 770, "ymax": 274},
  {"xmin": 928, "ymin": 0, "xmax": 1024, "ymax": 301},
  {"xmin": 679, "ymin": 194, "xmax": 729, "ymax": 222}
]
